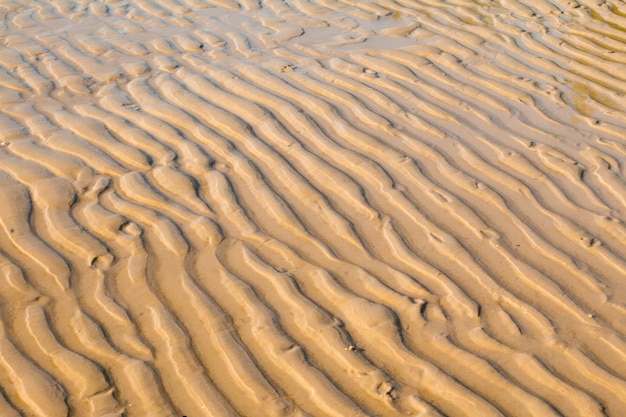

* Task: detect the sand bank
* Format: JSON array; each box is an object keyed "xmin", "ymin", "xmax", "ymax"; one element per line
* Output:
[{"xmin": 0, "ymin": 0, "xmax": 625, "ymax": 416}]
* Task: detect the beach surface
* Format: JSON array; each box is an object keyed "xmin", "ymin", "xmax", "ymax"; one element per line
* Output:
[{"xmin": 1, "ymin": 0, "xmax": 626, "ymax": 416}]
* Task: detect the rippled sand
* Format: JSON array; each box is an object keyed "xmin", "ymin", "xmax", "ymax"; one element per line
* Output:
[{"xmin": 1, "ymin": 0, "xmax": 626, "ymax": 416}]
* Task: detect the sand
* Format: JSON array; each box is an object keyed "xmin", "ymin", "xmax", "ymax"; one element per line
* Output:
[{"xmin": 0, "ymin": 0, "xmax": 625, "ymax": 416}]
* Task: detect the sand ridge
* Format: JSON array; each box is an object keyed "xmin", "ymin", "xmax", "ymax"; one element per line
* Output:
[{"xmin": 0, "ymin": 0, "xmax": 625, "ymax": 416}]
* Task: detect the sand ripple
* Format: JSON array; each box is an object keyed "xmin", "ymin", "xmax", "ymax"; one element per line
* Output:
[{"xmin": 1, "ymin": 0, "xmax": 626, "ymax": 416}]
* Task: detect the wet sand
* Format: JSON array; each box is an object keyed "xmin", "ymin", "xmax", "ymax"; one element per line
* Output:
[{"xmin": 1, "ymin": 0, "xmax": 626, "ymax": 416}]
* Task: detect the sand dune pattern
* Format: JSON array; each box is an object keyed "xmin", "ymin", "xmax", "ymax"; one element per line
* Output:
[{"xmin": 1, "ymin": 0, "xmax": 626, "ymax": 416}]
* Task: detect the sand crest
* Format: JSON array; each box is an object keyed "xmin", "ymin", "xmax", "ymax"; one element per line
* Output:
[{"xmin": 0, "ymin": 0, "xmax": 625, "ymax": 416}]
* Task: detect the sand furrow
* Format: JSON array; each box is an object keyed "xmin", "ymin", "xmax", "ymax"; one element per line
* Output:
[
  {"xmin": 14, "ymin": 303, "xmax": 118, "ymax": 415},
  {"xmin": 300, "ymin": 58, "xmax": 620, "ymax": 300},
  {"xmin": 98, "ymin": 191, "xmax": 235, "ymax": 417},
  {"xmin": 0, "ymin": 177, "xmax": 71, "ymax": 295},
  {"xmin": 221, "ymin": 241, "xmax": 406, "ymax": 416},
  {"xmin": 0, "ymin": 323, "xmax": 67, "ymax": 417},
  {"xmin": 228, "ymin": 60, "xmax": 604, "ymax": 324},
  {"xmin": 129, "ymin": 38, "xmax": 624, "ymax": 410},
  {"xmin": 1, "ymin": 0, "xmax": 626, "ymax": 416}
]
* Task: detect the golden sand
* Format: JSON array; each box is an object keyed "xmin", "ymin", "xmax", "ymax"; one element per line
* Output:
[{"xmin": 0, "ymin": 0, "xmax": 625, "ymax": 416}]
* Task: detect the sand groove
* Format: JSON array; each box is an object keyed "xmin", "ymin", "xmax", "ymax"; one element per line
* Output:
[{"xmin": 1, "ymin": 0, "xmax": 625, "ymax": 416}]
